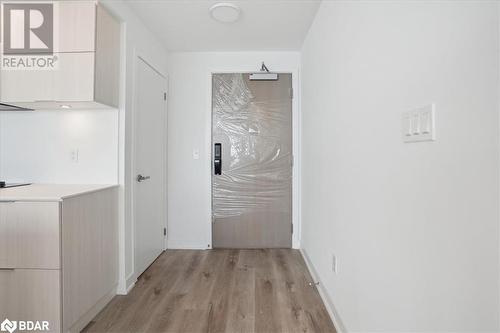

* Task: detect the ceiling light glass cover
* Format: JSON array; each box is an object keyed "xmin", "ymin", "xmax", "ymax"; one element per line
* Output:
[{"xmin": 209, "ymin": 3, "xmax": 241, "ymax": 23}]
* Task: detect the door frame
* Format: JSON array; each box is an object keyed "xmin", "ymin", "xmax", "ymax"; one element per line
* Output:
[
  {"xmin": 207, "ymin": 68, "xmax": 301, "ymax": 249},
  {"xmin": 130, "ymin": 52, "xmax": 168, "ymax": 282}
]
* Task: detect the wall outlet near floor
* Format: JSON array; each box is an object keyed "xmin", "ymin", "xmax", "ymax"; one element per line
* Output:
[{"xmin": 332, "ymin": 254, "xmax": 338, "ymax": 274}]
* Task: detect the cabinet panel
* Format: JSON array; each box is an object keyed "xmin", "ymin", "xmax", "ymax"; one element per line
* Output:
[
  {"xmin": 13, "ymin": 202, "xmax": 60, "ymax": 270},
  {"xmin": 0, "ymin": 3, "xmax": 118, "ymax": 109},
  {"xmin": 62, "ymin": 188, "xmax": 118, "ymax": 331},
  {"xmin": 57, "ymin": 1, "xmax": 96, "ymax": 53},
  {"xmin": 0, "ymin": 53, "xmax": 94, "ymax": 104},
  {"xmin": 94, "ymin": 4, "xmax": 120, "ymax": 108},
  {"xmin": 0, "ymin": 269, "xmax": 11, "ymax": 318},
  {"xmin": 99, "ymin": 188, "xmax": 119, "ymax": 295},
  {"xmin": 0, "ymin": 69, "xmax": 55, "ymax": 103},
  {"xmin": 1, "ymin": 269, "xmax": 61, "ymax": 333},
  {"xmin": 0, "ymin": 203, "xmax": 16, "ymax": 269},
  {"xmin": 53, "ymin": 52, "xmax": 95, "ymax": 102}
]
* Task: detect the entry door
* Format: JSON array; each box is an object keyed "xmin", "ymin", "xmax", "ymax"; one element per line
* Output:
[
  {"xmin": 212, "ymin": 73, "xmax": 293, "ymax": 248},
  {"xmin": 134, "ymin": 57, "xmax": 166, "ymax": 277}
]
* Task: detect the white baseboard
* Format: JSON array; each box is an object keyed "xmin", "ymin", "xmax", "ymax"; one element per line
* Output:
[
  {"xmin": 127, "ymin": 279, "xmax": 136, "ymax": 291},
  {"xmin": 166, "ymin": 241, "xmax": 210, "ymax": 250},
  {"xmin": 117, "ymin": 272, "xmax": 137, "ymax": 295},
  {"xmin": 300, "ymin": 248, "xmax": 346, "ymax": 333},
  {"xmin": 125, "ymin": 273, "xmax": 137, "ymax": 293},
  {"xmin": 116, "ymin": 278, "xmax": 127, "ymax": 295}
]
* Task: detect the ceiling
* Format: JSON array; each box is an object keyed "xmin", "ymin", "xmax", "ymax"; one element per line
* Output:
[{"xmin": 126, "ymin": 0, "xmax": 321, "ymax": 52}]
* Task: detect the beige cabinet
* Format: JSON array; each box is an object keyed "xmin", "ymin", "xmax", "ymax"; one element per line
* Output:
[
  {"xmin": 0, "ymin": 202, "xmax": 61, "ymax": 332},
  {"xmin": 0, "ymin": 269, "xmax": 61, "ymax": 332},
  {"xmin": 0, "ymin": 202, "xmax": 60, "ymax": 269},
  {"xmin": 57, "ymin": 1, "xmax": 97, "ymax": 53},
  {"xmin": 0, "ymin": 1, "xmax": 120, "ymax": 110},
  {"xmin": 0, "ymin": 203, "xmax": 16, "ymax": 269},
  {"xmin": 1, "ymin": 53, "xmax": 96, "ymax": 104},
  {"xmin": 0, "ymin": 186, "xmax": 118, "ymax": 333},
  {"xmin": 0, "ymin": 202, "xmax": 59, "ymax": 269},
  {"xmin": 13, "ymin": 202, "xmax": 60, "ymax": 269},
  {"xmin": 61, "ymin": 188, "xmax": 118, "ymax": 332}
]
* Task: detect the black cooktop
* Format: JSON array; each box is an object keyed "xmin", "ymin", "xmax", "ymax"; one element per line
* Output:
[{"xmin": 0, "ymin": 181, "xmax": 31, "ymax": 188}]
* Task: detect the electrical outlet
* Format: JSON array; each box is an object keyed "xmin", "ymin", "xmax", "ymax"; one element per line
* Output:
[
  {"xmin": 71, "ymin": 149, "xmax": 79, "ymax": 163},
  {"xmin": 332, "ymin": 254, "xmax": 338, "ymax": 274},
  {"xmin": 192, "ymin": 149, "xmax": 200, "ymax": 160}
]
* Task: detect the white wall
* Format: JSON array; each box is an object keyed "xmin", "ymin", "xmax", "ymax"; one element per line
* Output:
[
  {"xmin": 0, "ymin": 109, "xmax": 118, "ymax": 184},
  {"xmin": 166, "ymin": 52, "xmax": 300, "ymax": 249},
  {"xmin": 101, "ymin": 0, "xmax": 168, "ymax": 294},
  {"xmin": 300, "ymin": 1, "xmax": 499, "ymax": 332}
]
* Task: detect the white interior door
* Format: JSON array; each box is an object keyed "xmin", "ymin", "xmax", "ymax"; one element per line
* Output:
[{"xmin": 133, "ymin": 57, "xmax": 167, "ymax": 278}]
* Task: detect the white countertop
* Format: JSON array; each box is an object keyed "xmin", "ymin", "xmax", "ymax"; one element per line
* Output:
[{"xmin": 0, "ymin": 184, "xmax": 118, "ymax": 202}]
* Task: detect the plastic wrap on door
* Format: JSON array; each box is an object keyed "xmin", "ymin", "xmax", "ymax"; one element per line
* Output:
[{"xmin": 212, "ymin": 73, "xmax": 292, "ymax": 219}]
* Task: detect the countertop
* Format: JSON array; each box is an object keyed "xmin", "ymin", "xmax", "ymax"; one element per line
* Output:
[{"xmin": 0, "ymin": 184, "xmax": 118, "ymax": 202}]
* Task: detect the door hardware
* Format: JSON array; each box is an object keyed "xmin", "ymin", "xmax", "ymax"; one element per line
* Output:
[
  {"xmin": 214, "ymin": 143, "xmax": 222, "ymax": 175},
  {"xmin": 136, "ymin": 174, "xmax": 151, "ymax": 182}
]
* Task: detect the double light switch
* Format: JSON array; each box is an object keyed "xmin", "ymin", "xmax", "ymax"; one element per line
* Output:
[{"xmin": 402, "ymin": 104, "xmax": 435, "ymax": 143}]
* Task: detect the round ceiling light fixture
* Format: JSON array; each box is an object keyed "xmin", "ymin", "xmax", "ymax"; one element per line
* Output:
[{"xmin": 209, "ymin": 3, "xmax": 241, "ymax": 23}]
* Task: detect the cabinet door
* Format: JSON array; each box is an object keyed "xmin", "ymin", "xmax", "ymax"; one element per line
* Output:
[
  {"xmin": 62, "ymin": 188, "xmax": 118, "ymax": 331},
  {"xmin": 53, "ymin": 52, "xmax": 95, "ymax": 102},
  {"xmin": 94, "ymin": 4, "xmax": 120, "ymax": 108},
  {"xmin": 16, "ymin": 202, "xmax": 60, "ymax": 269},
  {"xmin": 57, "ymin": 1, "xmax": 96, "ymax": 53},
  {"xmin": 1, "ymin": 53, "xmax": 95, "ymax": 104},
  {"xmin": 0, "ymin": 269, "xmax": 61, "ymax": 333},
  {"xmin": 0, "ymin": 203, "xmax": 16, "ymax": 269},
  {"xmin": 0, "ymin": 269, "xmax": 11, "ymax": 319},
  {"xmin": 0, "ymin": 69, "xmax": 55, "ymax": 103}
]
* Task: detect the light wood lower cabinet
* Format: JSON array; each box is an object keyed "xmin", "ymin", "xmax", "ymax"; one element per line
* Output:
[
  {"xmin": 61, "ymin": 188, "xmax": 118, "ymax": 332},
  {"xmin": 0, "ymin": 204, "xmax": 16, "ymax": 269},
  {"xmin": 0, "ymin": 187, "xmax": 118, "ymax": 333},
  {"xmin": 0, "ymin": 269, "xmax": 61, "ymax": 332}
]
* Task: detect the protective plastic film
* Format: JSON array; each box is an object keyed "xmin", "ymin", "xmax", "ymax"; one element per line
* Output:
[{"xmin": 212, "ymin": 73, "xmax": 292, "ymax": 219}]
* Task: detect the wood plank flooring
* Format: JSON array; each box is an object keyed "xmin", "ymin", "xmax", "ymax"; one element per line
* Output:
[{"xmin": 83, "ymin": 249, "xmax": 336, "ymax": 333}]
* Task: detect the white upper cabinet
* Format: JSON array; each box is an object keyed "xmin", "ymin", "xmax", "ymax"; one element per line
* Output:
[{"xmin": 0, "ymin": 1, "xmax": 120, "ymax": 110}]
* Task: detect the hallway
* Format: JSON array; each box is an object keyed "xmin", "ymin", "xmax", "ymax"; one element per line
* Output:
[{"xmin": 83, "ymin": 249, "xmax": 336, "ymax": 333}]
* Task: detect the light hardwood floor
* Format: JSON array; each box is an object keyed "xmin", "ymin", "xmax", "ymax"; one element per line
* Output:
[{"xmin": 83, "ymin": 249, "xmax": 336, "ymax": 333}]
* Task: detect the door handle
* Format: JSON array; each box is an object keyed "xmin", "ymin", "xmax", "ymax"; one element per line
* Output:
[
  {"xmin": 137, "ymin": 174, "xmax": 151, "ymax": 182},
  {"xmin": 214, "ymin": 143, "xmax": 222, "ymax": 175}
]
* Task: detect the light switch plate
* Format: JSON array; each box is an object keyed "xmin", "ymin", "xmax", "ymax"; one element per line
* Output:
[
  {"xmin": 403, "ymin": 104, "xmax": 435, "ymax": 143},
  {"xmin": 192, "ymin": 149, "xmax": 200, "ymax": 160}
]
